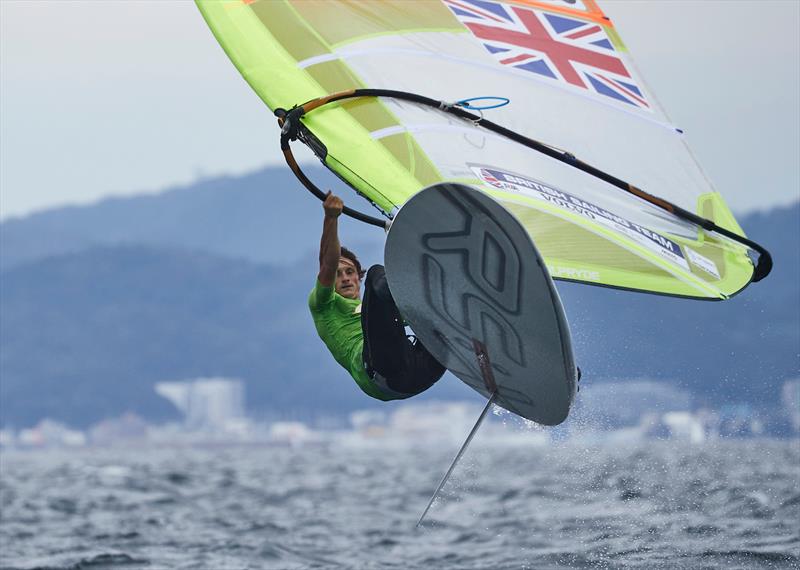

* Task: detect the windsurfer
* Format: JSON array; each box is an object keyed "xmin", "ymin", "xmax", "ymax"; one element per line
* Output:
[{"xmin": 309, "ymin": 192, "xmax": 445, "ymax": 400}]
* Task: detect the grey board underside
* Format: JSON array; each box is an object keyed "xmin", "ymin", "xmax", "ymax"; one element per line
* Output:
[{"xmin": 384, "ymin": 183, "xmax": 576, "ymax": 425}]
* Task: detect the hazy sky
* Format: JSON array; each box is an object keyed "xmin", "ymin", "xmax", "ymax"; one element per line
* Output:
[{"xmin": 1, "ymin": 0, "xmax": 798, "ymax": 220}]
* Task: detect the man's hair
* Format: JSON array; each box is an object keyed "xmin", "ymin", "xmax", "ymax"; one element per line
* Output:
[{"xmin": 340, "ymin": 246, "xmax": 365, "ymax": 279}]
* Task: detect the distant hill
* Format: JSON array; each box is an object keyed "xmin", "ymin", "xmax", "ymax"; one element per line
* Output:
[
  {"xmin": 0, "ymin": 167, "xmax": 796, "ymax": 429},
  {"xmin": 0, "ymin": 166, "xmax": 385, "ymax": 271},
  {"xmin": 0, "ymin": 245, "xmax": 470, "ymax": 428}
]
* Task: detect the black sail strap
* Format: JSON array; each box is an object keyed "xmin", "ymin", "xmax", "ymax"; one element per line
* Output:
[{"xmin": 275, "ymin": 89, "xmax": 772, "ymax": 282}]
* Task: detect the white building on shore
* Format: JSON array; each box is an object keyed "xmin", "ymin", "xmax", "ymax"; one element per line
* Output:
[{"xmin": 155, "ymin": 377, "xmax": 245, "ymax": 430}]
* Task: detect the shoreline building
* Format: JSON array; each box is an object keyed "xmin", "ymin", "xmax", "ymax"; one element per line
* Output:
[
  {"xmin": 575, "ymin": 379, "xmax": 692, "ymax": 430},
  {"xmin": 156, "ymin": 377, "xmax": 245, "ymax": 430}
]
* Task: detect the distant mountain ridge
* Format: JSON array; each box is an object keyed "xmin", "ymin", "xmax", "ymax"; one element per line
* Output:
[
  {"xmin": 0, "ymin": 245, "xmax": 470, "ymax": 428},
  {"xmin": 0, "ymin": 166, "xmax": 384, "ymax": 271},
  {"xmin": 1, "ymin": 169, "xmax": 797, "ymax": 429}
]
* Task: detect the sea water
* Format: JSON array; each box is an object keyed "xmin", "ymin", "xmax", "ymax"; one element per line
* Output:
[{"xmin": 1, "ymin": 439, "xmax": 798, "ymax": 569}]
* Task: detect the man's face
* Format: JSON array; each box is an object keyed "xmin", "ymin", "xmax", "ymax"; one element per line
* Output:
[{"xmin": 335, "ymin": 258, "xmax": 361, "ymax": 300}]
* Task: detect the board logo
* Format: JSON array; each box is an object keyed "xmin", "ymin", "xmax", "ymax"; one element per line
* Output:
[{"xmin": 423, "ymin": 189, "xmax": 525, "ymax": 368}]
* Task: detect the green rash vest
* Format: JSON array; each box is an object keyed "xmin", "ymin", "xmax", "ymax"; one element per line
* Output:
[{"xmin": 308, "ymin": 279, "xmax": 394, "ymax": 401}]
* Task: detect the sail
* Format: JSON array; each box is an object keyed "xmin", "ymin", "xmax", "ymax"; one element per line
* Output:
[{"xmin": 197, "ymin": 0, "xmax": 761, "ymax": 300}]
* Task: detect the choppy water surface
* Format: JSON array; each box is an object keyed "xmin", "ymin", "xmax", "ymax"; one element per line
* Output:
[{"xmin": 1, "ymin": 439, "xmax": 798, "ymax": 570}]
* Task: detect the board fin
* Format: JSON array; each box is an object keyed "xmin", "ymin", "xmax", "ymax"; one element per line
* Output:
[{"xmin": 416, "ymin": 340, "xmax": 501, "ymax": 528}]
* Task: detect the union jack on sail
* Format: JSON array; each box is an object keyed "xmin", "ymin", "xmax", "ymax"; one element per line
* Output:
[{"xmin": 444, "ymin": 0, "xmax": 651, "ymax": 110}]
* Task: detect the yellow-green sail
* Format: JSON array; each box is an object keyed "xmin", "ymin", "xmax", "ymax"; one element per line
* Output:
[{"xmin": 196, "ymin": 0, "xmax": 759, "ymax": 300}]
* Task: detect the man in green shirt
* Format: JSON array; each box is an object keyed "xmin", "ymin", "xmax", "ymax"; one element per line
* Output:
[{"xmin": 308, "ymin": 192, "xmax": 445, "ymax": 400}]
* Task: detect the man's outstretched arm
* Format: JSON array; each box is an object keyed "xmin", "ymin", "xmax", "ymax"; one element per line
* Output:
[{"xmin": 318, "ymin": 191, "xmax": 343, "ymax": 287}]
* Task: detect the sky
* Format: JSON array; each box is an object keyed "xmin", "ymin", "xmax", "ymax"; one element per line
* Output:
[{"xmin": 1, "ymin": 0, "xmax": 798, "ymax": 221}]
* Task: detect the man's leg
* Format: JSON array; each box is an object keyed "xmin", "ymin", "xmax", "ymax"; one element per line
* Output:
[
  {"xmin": 361, "ymin": 265, "xmax": 407, "ymax": 377},
  {"xmin": 362, "ymin": 265, "xmax": 446, "ymax": 395},
  {"xmin": 387, "ymin": 338, "xmax": 446, "ymax": 395}
]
